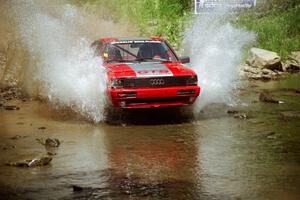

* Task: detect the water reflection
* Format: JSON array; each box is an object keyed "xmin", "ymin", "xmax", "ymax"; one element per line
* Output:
[{"xmin": 99, "ymin": 125, "xmax": 202, "ymax": 199}]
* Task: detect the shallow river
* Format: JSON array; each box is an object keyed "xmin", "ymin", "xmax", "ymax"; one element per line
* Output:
[{"xmin": 0, "ymin": 76, "xmax": 300, "ymax": 200}]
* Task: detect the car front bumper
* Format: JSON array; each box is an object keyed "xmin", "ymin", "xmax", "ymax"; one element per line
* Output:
[{"xmin": 108, "ymin": 86, "xmax": 200, "ymax": 108}]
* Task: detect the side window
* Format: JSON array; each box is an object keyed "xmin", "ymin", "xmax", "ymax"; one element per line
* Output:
[
  {"xmin": 163, "ymin": 42, "xmax": 178, "ymax": 62},
  {"xmin": 105, "ymin": 45, "xmax": 123, "ymax": 61},
  {"xmin": 91, "ymin": 41, "xmax": 104, "ymax": 56}
]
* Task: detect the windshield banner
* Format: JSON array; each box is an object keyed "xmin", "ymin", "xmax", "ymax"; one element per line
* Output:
[{"xmin": 195, "ymin": 0, "xmax": 256, "ymax": 13}]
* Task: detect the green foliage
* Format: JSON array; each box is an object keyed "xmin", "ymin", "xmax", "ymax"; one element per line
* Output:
[
  {"xmin": 72, "ymin": 0, "xmax": 193, "ymax": 47},
  {"xmin": 236, "ymin": 1, "xmax": 300, "ymax": 60}
]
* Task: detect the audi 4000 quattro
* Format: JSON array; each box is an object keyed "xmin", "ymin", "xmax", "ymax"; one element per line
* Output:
[{"xmin": 92, "ymin": 37, "xmax": 200, "ymax": 108}]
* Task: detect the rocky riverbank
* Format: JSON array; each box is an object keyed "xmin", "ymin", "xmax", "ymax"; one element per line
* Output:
[{"xmin": 240, "ymin": 48, "xmax": 300, "ymax": 80}]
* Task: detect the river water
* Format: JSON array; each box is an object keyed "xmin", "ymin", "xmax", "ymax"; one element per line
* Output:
[{"xmin": 0, "ymin": 75, "xmax": 299, "ymax": 200}]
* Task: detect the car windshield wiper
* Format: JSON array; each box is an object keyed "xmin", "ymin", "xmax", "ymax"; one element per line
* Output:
[
  {"xmin": 135, "ymin": 57, "xmax": 172, "ymax": 62},
  {"xmin": 106, "ymin": 59, "xmax": 134, "ymax": 63}
]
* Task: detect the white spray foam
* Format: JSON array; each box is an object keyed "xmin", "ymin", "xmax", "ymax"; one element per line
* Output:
[
  {"xmin": 183, "ymin": 11, "xmax": 256, "ymax": 112},
  {"xmin": 15, "ymin": 1, "xmax": 107, "ymax": 122}
]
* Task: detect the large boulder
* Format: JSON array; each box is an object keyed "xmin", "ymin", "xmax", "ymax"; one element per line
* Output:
[
  {"xmin": 283, "ymin": 51, "xmax": 300, "ymax": 72},
  {"xmin": 247, "ymin": 48, "xmax": 282, "ymax": 71}
]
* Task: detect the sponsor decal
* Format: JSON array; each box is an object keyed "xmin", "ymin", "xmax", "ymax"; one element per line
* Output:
[
  {"xmin": 128, "ymin": 63, "xmax": 173, "ymax": 77},
  {"xmin": 111, "ymin": 40, "xmax": 161, "ymax": 44}
]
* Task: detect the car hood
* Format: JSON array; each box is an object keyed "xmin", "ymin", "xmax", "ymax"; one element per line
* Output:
[{"xmin": 105, "ymin": 62, "xmax": 196, "ymax": 78}]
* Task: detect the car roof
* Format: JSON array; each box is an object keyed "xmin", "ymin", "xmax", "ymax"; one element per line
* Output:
[{"xmin": 98, "ymin": 36, "xmax": 163, "ymax": 43}]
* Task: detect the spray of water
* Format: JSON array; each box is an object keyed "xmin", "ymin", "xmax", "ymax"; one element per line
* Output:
[
  {"xmin": 14, "ymin": 0, "xmax": 110, "ymax": 122},
  {"xmin": 183, "ymin": 10, "xmax": 256, "ymax": 112}
]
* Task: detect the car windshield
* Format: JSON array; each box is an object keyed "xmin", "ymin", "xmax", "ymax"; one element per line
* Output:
[{"xmin": 104, "ymin": 41, "xmax": 178, "ymax": 63}]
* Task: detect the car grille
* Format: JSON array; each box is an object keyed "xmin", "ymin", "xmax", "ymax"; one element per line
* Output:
[{"xmin": 121, "ymin": 76, "xmax": 191, "ymax": 88}]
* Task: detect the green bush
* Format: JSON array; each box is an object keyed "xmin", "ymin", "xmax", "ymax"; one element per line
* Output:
[{"xmin": 236, "ymin": 1, "xmax": 300, "ymax": 60}]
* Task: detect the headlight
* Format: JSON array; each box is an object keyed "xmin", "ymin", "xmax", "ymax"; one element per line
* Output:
[
  {"xmin": 186, "ymin": 76, "xmax": 198, "ymax": 86},
  {"xmin": 110, "ymin": 78, "xmax": 124, "ymax": 89}
]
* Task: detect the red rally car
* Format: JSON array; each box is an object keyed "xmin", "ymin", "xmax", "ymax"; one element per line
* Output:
[{"xmin": 92, "ymin": 37, "xmax": 200, "ymax": 108}]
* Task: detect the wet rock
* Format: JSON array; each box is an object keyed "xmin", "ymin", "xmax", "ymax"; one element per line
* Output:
[
  {"xmin": 248, "ymin": 74, "xmax": 264, "ymax": 80},
  {"xmin": 281, "ymin": 111, "xmax": 300, "ymax": 120},
  {"xmin": 121, "ymin": 123, "xmax": 126, "ymax": 127},
  {"xmin": 227, "ymin": 109, "xmax": 239, "ymax": 114},
  {"xmin": 9, "ymin": 135, "xmax": 27, "ymax": 140},
  {"xmin": 262, "ymin": 68, "xmax": 274, "ymax": 75},
  {"xmin": 284, "ymin": 61, "xmax": 300, "ymax": 72},
  {"xmin": 73, "ymin": 185, "xmax": 84, "ymax": 192},
  {"xmin": 267, "ymin": 135, "xmax": 277, "ymax": 139},
  {"xmin": 243, "ymin": 64, "xmax": 260, "ymax": 74},
  {"xmin": 3, "ymin": 105, "xmax": 20, "ymax": 110},
  {"xmin": 233, "ymin": 113, "xmax": 248, "ymax": 119},
  {"xmin": 238, "ymin": 48, "xmax": 300, "ymax": 80},
  {"xmin": 47, "ymin": 152, "xmax": 57, "ymax": 156},
  {"xmin": 0, "ymin": 87, "xmax": 24, "ymax": 101},
  {"xmin": 265, "ymin": 132, "xmax": 276, "ymax": 139},
  {"xmin": 6, "ymin": 156, "xmax": 52, "ymax": 167},
  {"xmin": 283, "ymin": 51, "xmax": 300, "ymax": 72},
  {"xmin": 259, "ymin": 92, "xmax": 282, "ymax": 103},
  {"xmin": 240, "ymin": 63, "xmax": 279, "ymax": 80},
  {"xmin": 36, "ymin": 138, "xmax": 60, "ymax": 156},
  {"xmin": 1, "ymin": 144, "xmax": 16, "ymax": 150},
  {"xmin": 36, "ymin": 138, "xmax": 61, "ymax": 148},
  {"xmin": 38, "ymin": 127, "xmax": 46, "ymax": 130},
  {"xmin": 46, "ymin": 138, "xmax": 60, "ymax": 147}
]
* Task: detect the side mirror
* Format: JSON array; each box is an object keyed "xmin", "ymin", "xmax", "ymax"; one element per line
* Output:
[{"xmin": 179, "ymin": 56, "xmax": 190, "ymax": 64}]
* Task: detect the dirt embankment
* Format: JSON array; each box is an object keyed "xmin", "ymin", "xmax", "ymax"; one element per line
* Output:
[
  {"xmin": 0, "ymin": 0, "xmax": 136, "ymax": 92},
  {"xmin": 0, "ymin": 1, "xmax": 28, "ymax": 88}
]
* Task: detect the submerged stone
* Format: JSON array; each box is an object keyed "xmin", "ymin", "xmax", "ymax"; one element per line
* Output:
[
  {"xmin": 1, "ymin": 144, "xmax": 16, "ymax": 150},
  {"xmin": 3, "ymin": 105, "xmax": 20, "ymax": 110},
  {"xmin": 281, "ymin": 111, "xmax": 300, "ymax": 120},
  {"xmin": 73, "ymin": 185, "xmax": 84, "ymax": 192},
  {"xmin": 234, "ymin": 113, "xmax": 248, "ymax": 119},
  {"xmin": 9, "ymin": 135, "xmax": 27, "ymax": 140},
  {"xmin": 259, "ymin": 92, "xmax": 282, "ymax": 103},
  {"xmin": 38, "ymin": 126, "xmax": 46, "ymax": 130},
  {"xmin": 227, "ymin": 109, "xmax": 239, "ymax": 114},
  {"xmin": 36, "ymin": 138, "xmax": 60, "ymax": 147},
  {"xmin": 6, "ymin": 156, "xmax": 52, "ymax": 167}
]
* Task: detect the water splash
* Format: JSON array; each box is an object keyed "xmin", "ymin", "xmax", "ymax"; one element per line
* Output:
[
  {"xmin": 183, "ymin": 10, "xmax": 256, "ymax": 112},
  {"xmin": 15, "ymin": 1, "xmax": 107, "ymax": 122}
]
